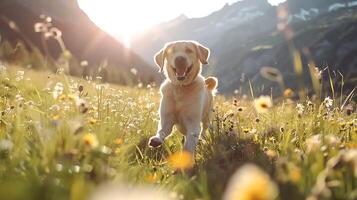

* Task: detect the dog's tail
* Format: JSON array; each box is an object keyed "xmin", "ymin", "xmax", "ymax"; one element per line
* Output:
[{"xmin": 205, "ymin": 77, "xmax": 218, "ymax": 94}]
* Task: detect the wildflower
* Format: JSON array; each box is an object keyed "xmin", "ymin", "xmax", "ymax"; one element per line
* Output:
[
  {"xmin": 145, "ymin": 173, "xmax": 158, "ymax": 183},
  {"xmin": 243, "ymin": 128, "xmax": 250, "ymax": 134},
  {"xmin": 289, "ymin": 166, "xmax": 301, "ymax": 183},
  {"xmin": 223, "ymin": 164, "xmax": 279, "ymax": 200},
  {"xmin": 82, "ymin": 133, "xmax": 99, "ymax": 149},
  {"xmin": 49, "ymin": 27, "xmax": 62, "ymax": 39},
  {"xmin": 266, "ymin": 149, "xmax": 277, "ymax": 159},
  {"xmin": 0, "ymin": 139, "xmax": 14, "ymax": 151},
  {"xmin": 296, "ymin": 103, "xmax": 305, "ymax": 115},
  {"xmin": 323, "ymin": 97, "xmax": 333, "ymax": 109},
  {"xmin": 78, "ymin": 85, "xmax": 84, "ymax": 92},
  {"xmin": 254, "ymin": 96, "xmax": 273, "ymax": 113},
  {"xmin": 15, "ymin": 70, "xmax": 24, "ymax": 81},
  {"xmin": 283, "ymin": 88, "xmax": 294, "ymax": 98},
  {"xmin": 279, "ymin": 126, "xmax": 284, "ymax": 133},
  {"xmin": 114, "ymin": 147, "xmax": 121, "ymax": 155},
  {"xmin": 114, "ymin": 138, "xmax": 123, "ymax": 145},
  {"xmin": 52, "ymin": 114, "xmax": 60, "ymax": 121},
  {"xmin": 167, "ymin": 151, "xmax": 194, "ymax": 170},
  {"xmin": 80, "ymin": 61, "xmax": 88, "ymax": 67},
  {"xmin": 53, "ymin": 82, "xmax": 64, "ymax": 99},
  {"xmin": 306, "ymin": 134, "xmax": 322, "ymax": 153},
  {"xmin": 89, "ymin": 184, "xmax": 170, "ymax": 200},
  {"xmin": 88, "ymin": 118, "xmax": 97, "ymax": 125},
  {"xmin": 130, "ymin": 68, "xmax": 138, "ymax": 75},
  {"xmin": 58, "ymin": 94, "xmax": 67, "ymax": 101},
  {"xmin": 34, "ymin": 22, "xmax": 47, "ymax": 33}
]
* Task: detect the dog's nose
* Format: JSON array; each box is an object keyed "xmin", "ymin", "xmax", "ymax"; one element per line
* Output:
[{"xmin": 174, "ymin": 56, "xmax": 187, "ymax": 68}]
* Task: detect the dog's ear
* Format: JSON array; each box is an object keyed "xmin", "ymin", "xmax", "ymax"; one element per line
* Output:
[
  {"xmin": 195, "ymin": 43, "xmax": 210, "ymax": 65},
  {"xmin": 154, "ymin": 48, "xmax": 166, "ymax": 72}
]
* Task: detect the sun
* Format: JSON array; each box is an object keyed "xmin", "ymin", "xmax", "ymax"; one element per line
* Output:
[
  {"xmin": 77, "ymin": 0, "xmax": 175, "ymax": 47},
  {"xmin": 77, "ymin": 0, "xmax": 240, "ymax": 47}
]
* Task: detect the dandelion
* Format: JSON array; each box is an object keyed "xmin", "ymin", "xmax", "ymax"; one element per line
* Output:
[
  {"xmin": 167, "ymin": 151, "xmax": 194, "ymax": 170},
  {"xmin": 223, "ymin": 164, "xmax": 278, "ymax": 200},
  {"xmin": 82, "ymin": 133, "xmax": 99, "ymax": 149},
  {"xmin": 283, "ymin": 88, "xmax": 294, "ymax": 98},
  {"xmin": 254, "ymin": 96, "xmax": 273, "ymax": 113}
]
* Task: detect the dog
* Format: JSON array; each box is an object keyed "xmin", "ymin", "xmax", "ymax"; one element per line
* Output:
[{"xmin": 148, "ymin": 40, "xmax": 218, "ymax": 154}]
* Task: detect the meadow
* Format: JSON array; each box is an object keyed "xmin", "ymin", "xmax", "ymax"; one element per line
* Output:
[{"xmin": 0, "ymin": 63, "xmax": 356, "ymax": 200}]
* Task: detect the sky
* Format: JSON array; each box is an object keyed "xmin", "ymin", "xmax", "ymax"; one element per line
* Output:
[{"xmin": 78, "ymin": 0, "xmax": 286, "ymax": 44}]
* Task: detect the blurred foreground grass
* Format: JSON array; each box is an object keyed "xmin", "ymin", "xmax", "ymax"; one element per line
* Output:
[{"xmin": 0, "ymin": 65, "xmax": 356, "ymax": 200}]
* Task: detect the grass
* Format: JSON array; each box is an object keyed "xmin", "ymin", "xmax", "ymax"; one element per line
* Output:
[{"xmin": 0, "ymin": 65, "xmax": 356, "ymax": 200}]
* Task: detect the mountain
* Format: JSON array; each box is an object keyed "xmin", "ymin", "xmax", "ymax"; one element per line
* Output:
[
  {"xmin": 132, "ymin": 0, "xmax": 357, "ymax": 95},
  {"xmin": 131, "ymin": 0, "xmax": 271, "ymax": 64},
  {"xmin": 0, "ymin": 0, "xmax": 158, "ymax": 85}
]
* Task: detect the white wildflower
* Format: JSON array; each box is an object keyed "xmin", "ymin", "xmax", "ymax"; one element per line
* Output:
[
  {"xmin": 15, "ymin": 70, "xmax": 25, "ymax": 81},
  {"xmin": 323, "ymin": 97, "xmax": 333, "ymax": 109},
  {"xmin": 0, "ymin": 139, "xmax": 14, "ymax": 151},
  {"xmin": 296, "ymin": 103, "xmax": 305, "ymax": 115},
  {"xmin": 53, "ymin": 82, "xmax": 64, "ymax": 99}
]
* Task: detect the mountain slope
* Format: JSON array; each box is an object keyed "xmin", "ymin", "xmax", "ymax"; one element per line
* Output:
[
  {"xmin": 132, "ymin": 0, "xmax": 357, "ymax": 95},
  {"xmin": 0, "ymin": 0, "xmax": 158, "ymax": 84},
  {"xmin": 131, "ymin": 0, "xmax": 271, "ymax": 64}
]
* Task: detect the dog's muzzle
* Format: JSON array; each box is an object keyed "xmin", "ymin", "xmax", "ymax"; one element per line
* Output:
[{"xmin": 173, "ymin": 64, "xmax": 193, "ymax": 81}]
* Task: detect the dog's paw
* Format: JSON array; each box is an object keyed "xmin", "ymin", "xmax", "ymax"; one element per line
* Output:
[{"xmin": 148, "ymin": 136, "xmax": 163, "ymax": 148}]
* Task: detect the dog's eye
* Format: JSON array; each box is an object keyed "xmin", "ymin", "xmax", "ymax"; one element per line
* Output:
[{"xmin": 185, "ymin": 48, "xmax": 193, "ymax": 54}]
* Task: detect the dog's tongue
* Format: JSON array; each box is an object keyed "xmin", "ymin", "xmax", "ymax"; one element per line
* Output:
[{"xmin": 175, "ymin": 67, "xmax": 186, "ymax": 77}]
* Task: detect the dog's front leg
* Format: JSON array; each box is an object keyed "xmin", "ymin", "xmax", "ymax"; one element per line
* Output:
[
  {"xmin": 148, "ymin": 97, "xmax": 174, "ymax": 148},
  {"xmin": 183, "ymin": 120, "xmax": 201, "ymax": 154}
]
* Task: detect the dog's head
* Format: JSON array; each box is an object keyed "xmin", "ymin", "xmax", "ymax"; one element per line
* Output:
[{"xmin": 154, "ymin": 40, "xmax": 210, "ymax": 85}]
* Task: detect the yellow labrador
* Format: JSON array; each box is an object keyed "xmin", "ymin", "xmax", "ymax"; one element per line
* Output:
[{"xmin": 148, "ymin": 40, "xmax": 218, "ymax": 154}]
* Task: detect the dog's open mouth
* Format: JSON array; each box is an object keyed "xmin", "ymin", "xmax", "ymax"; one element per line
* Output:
[{"xmin": 173, "ymin": 64, "xmax": 193, "ymax": 81}]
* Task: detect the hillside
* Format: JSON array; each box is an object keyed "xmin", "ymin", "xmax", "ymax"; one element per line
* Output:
[
  {"xmin": 0, "ymin": 0, "xmax": 159, "ymax": 85},
  {"xmin": 0, "ymin": 65, "xmax": 356, "ymax": 200},
  {"xmin": 132, "ymin": 0, "xmax": 357, "ymax": 95}
]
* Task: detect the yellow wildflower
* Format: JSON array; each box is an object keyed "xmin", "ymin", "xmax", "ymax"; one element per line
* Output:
[
  {"xmin": 114, "ymin": 138, "xmax": 124, "ymax": 145},
  {"xmin": 289, "ymin": 166, "xmax": 301, "ymax": 183},
  {"xmin": 82, "ymin": 133, "xmax": 98, "ymax": 149},
  {"xmin": 52, "ymin": 114, "xmax": 60, "ymax": 120},
  {"xmin": 145, "ymin": 173, "xmax": 158, "ymax": 183},
  {"xmin": 223, "ymin": 164, "xmax": 278, "ymax": 200},
  {"xmin": 58, "ymin": 94, "xmax": 67, "ymax": 100},
  {"xmin": 283, "ymin": 88, "xmax": 294, "ymax": 98},
  {"xmin": 88, "ymin": 118, "xmax": 97, "ymax": 125},
  {"xmin": 167, "ymin": 151, "xmax": 194, "ymax": 170}
]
